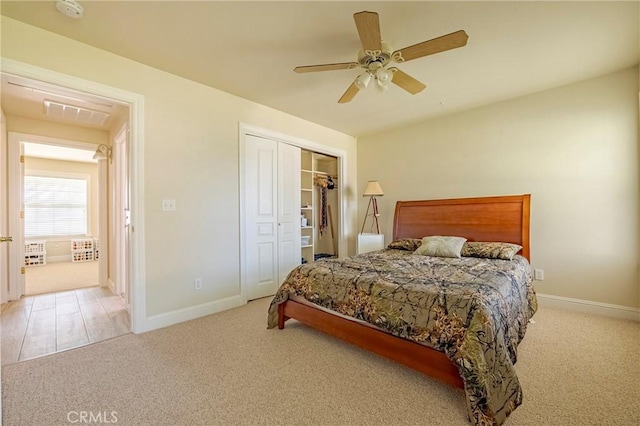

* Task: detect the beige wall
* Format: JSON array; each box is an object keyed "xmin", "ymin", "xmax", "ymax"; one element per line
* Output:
[
  {"xmin": 358, "ymin": 67, "xmax": 639, "ymax": 309},
  {"xmin": 1, "ymin": 17, "xmax": 358, "ymax": 317},
  {"xmin": 5, "ymin": 115, "xmax": 109, "ymax": 146},
  {"xmin": 23, "ymin": 156, "xmax": 99, "ymax": 259}
]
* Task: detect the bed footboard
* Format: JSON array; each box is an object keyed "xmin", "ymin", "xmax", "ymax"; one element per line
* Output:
[{"xmin": 276, "ymin": 299, "xmax": 464, "ymax": 389}]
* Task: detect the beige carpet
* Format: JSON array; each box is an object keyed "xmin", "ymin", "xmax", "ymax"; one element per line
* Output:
[
  {"xmin": 1, "ymin": 298, "xmax": 638, "ymax": 426},
  {"xmin": 25, "ymin": 261, "xmax": 98, "ymax": 295}
]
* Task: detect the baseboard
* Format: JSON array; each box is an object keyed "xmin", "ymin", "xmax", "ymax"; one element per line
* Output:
[
  {"xmin": 47, "ymin": 255, "xmax": 71, "ymax": 263},
  {"xmin": 139, "ymin": 295, "xmax": 245, "ymax": 333},
  {"xmin": 536, "ymin": 293, "xmax": 640, "ymax": 322},
  {"xmin": 108, "ymin": 278, "xmax": 116, "ymax": 294}
]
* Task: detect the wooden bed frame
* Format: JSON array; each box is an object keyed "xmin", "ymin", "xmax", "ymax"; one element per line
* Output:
[{"xmin": 277, "ymin": 194, "xmax": 531, "ymax": 389}]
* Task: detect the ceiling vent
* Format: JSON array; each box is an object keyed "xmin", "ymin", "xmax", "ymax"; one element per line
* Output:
[{"xmin": 44, "ymin": 100, "xmax": 110, "ymax": 126}]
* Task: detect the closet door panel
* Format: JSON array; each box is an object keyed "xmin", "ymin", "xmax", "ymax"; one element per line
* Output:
[
  {"xmin": 277, "ymin": 143, "xmax": 301, "ymax": 284},
  {"xmin": 245, "ymin": 135, "xmax": 279, "ymax": 300},
  {"xmin": 257, "ymin": 242, "xmax": 276, "ymax": 283}
]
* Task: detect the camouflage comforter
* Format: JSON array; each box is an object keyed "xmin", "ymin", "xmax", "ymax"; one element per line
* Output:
[{"xmin": 267, "ymin": 249, "xmax": 537, "ymax": 425}]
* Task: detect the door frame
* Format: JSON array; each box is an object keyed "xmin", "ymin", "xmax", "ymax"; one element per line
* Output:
[
  {"xmin": 1, "ymin": 58, "xmax": 147, "ymax": 333},
  {"xmin": 7, "ymin": 132, "xmax": 24, "ymax": 300},
  {"xmin": 112, "ymin": 124, "xmax": 129, "ymax": 303},
  {"xmin": 238, "ymin": 122, "xmax": 348, "ymax": 303},
  {"xmin": 0, "ymin": 112, "xmax": 8, "ymax": 304}
]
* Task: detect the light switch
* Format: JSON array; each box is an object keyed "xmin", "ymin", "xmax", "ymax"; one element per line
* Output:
[{"xmin": 162, "ymin": 199, "xmax": 176, "ymax": 211}]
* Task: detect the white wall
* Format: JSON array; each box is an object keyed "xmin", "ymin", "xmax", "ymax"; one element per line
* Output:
[
  {"xmin": 358, "ymin": 67, "xmax": 639, "ymax": 309},
  {"xmin": 1, "ymin": 17, "xmax": 358, "ymax": 319}
]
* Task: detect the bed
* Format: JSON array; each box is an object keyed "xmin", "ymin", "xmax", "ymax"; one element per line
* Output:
[{"xmin": 267, "ymin": 194, "xmax": 537, "ymax": 425}]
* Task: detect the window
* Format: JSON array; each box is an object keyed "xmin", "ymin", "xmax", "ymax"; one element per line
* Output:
[{"xmin": 24, "ymin": 174, "xmax": 89, "ymax": 238}]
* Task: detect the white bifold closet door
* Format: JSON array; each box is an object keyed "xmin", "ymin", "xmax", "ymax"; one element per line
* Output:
[{"xmin": 245, "ymin": 134, "xmax": 301, "ymax": 300}]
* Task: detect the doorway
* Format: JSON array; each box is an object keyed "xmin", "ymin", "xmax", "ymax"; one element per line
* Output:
[
  {"xmin": 8, "ymin": 134, "xmax": 115, "ymax": 302},
  {"xmin": 1, "ymin": 132, "xmax": 130, "ymax": 364},
  {"xmin": 20, "ymin": 139, "xmax": 101, "ymax": 296},
  {"xmin": 0, "ymin": 59, "xmax": 144, "ymax": 336}
]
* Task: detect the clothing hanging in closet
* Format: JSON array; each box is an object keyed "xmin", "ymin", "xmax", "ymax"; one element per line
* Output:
[{"xmin": 314, "ymin": 174, "xmax": 335, "ymax": 236}]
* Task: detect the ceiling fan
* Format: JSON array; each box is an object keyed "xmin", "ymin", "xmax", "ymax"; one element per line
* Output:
[{"xmin": 294, "ymin": 11, "xmax": 469, "ymax": 103}]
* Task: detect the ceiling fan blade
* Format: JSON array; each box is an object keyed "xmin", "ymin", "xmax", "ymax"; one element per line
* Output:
[
  {"xmin": 353, "ymin": 11, "xmax": 382, "ymax": 52},
  {"xmin": 393, "ymin": 30, "xmax": 469, "ymax": 62},
  {"xmin": 390, "ymin": 68, "xmax": 426, "ymax": 94},
  {"xmin": 294, "ymin": 62, "xmax": 359, "ymax": 73},
  {"xmin": 338, "ymin": 81, "xmax": 360, "ymax": 103}
]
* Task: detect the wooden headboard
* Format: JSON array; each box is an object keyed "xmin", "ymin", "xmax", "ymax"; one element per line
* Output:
[{"xmin": 393, "ymin": 194, "xmax": 531, "ymax": 261}]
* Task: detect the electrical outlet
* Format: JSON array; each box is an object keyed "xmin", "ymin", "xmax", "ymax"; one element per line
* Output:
[
  {"xmin": 194, "ymin": 278, "xmax": 202, "ymax": 290},
  {"xmin": 534, "ymin": 269, "xmax": 544, "ymax": 281},
  {"xmin": 162, "ymin": 199, "xmax": 176, "ymax": 211}
]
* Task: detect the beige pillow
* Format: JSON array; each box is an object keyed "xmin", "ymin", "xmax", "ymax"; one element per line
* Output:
[{"xmin": 414, "ymin": 236, "xmax": 467, "ymax": 258}]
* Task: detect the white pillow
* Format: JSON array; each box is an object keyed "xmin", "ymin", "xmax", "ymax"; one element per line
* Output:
[{"xmin": 414, "ymin": 236, "xmax": 467, "ymax": 258}]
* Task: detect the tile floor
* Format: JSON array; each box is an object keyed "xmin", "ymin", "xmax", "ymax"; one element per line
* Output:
[{"xmin": 1, "ymin": 286, "xmax": 130, "ymax": 366}]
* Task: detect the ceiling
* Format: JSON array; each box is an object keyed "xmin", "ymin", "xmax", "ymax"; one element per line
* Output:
[
  {"xmin": 1, "ymin": 73, "xmax": 129, "ymax": 132},
  {"xmin": 1, "ymin": 1, "xmax": 638, "ymax": 137}
]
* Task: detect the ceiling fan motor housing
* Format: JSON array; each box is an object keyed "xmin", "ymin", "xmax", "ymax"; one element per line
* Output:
[{"xmin": 357, "ymin": 42, "xmax": 394, "ymax": 70}]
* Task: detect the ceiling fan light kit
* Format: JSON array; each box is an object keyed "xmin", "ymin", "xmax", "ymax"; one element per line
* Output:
[
  {"xmin": 355, "ymin": 72, "xmax": 371, "ymax": 90},
  {"xmin": 294, "ymin": 11, "xmax": 468, "ymax": 103},
  {"xmin": 376, "ymin": 67, "xmax": 392, "ymax": 85}
]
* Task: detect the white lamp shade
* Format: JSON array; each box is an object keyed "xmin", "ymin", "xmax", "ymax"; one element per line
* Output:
[
  {"xmin": 363, "ymin": 180, "xmax": 384, "ymax": 197},
  {"xmin": 355, "ymin": 72, "xmax": 371, "ymax": 90},
  {"xmin": 93, "ymin": 144, "xmax": 111, "ymax": 160},
  {"xmin": 376, "ymin": 67, "xmax": 392, "ymax": 84}
]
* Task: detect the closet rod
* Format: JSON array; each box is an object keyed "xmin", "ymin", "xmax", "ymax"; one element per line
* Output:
[{"xmin": 313, "ymin": 171, "xmax": 338, "ymax": 179}]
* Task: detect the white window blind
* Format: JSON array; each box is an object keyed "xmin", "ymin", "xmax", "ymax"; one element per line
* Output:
[{"xmin": 24, "ymin": 175, "xmax": 88, "ymax": 238}]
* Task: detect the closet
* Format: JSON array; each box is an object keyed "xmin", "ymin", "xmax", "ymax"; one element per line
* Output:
[
  {"xmin": 244, "ymin": 134, "xmax": 301, "ymax": 300},
  {"xmin": 300, "ymin": 150, "xmax": 339, "ymax": 264},
  {"xmin": 242, "ymin": 131, "xmax": 341, "ymax": 301}
]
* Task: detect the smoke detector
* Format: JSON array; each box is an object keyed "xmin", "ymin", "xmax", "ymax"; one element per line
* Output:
[{"xmin": 56, "ymin": 0, "xmax": 83, "ymax": 19}]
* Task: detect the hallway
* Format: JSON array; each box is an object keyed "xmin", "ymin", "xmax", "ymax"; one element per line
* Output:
[{"xmin": 1, "ymin": 286, "xmax": 130, "ymax": 365}]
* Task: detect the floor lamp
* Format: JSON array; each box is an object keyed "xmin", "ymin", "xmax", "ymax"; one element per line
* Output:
[{"xmin": 360, "ymin": 181, "xmax": 384, "ymax": 234}]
